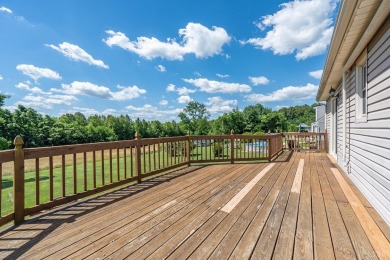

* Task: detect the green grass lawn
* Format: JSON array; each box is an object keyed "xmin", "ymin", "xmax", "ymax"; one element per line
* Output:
[{"xmin": 1, "ymin": 143, "xmax": 266, "ymax": 217}]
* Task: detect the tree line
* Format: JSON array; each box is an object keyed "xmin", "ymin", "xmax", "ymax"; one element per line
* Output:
[{"xmin": 0, "ymin": 94, "xmax": 317, "ymax": 150}]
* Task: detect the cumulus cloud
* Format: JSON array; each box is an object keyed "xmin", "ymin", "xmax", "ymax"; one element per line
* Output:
[
  {"xmin": 103, "ymin": 22, "xmax": 231, "ymax": 60},
  {"xmin": 16, "ymin": 64, "xmax": 61, "ymax": 81},
  {"xmin": 246, "ymin": 83, "xmax": 318, "ymax": 102},
  {"xmin": 126, "ymin": 104, "xmax": 183, "ymax": 121},
  {"xmin": 0, "ymin": 7, "xmax": 12, "ymax": 13},
  {"xmin": 46, "ymin": 42, "xmax": 109, "ymax": 69},
  {"xmin": 102, "ymin": 108, "xmax": 117, "ymax": 115},
  {"xmin": 155, "ymin": 65, "xmax": 166, "ymax": 72},
  {"xmin": 244, "ymin": 0, "xmax": 336, "ymax": 60},
  {"xmin": 249, "ymin": 76, "xmax": 269, "ymax": 86},
  {"xmin": 309, "ymin": 69, "xmax": 323, "ymax": 79},
  {"xmin": 52, "ymin": 81, "xmax": 146, "ymax": 101},
  {"xmin": 0, "ymin": 75, "xmax": 3, "ymax": 80},
  {"xmin": 15, "ymin": 82, "xmax": 50, "ymax": 94},
  {"xmin": 216, "ymin": 74, "xmax": 229, "ymax": 78},
  {"xmin": 16, "ymin": 93, "xmax": 78, "ymax": 110},
  {"xmin": 183, "ymin": 78, "xmax": 251, "ymax": 93},
  {"xmin": 177, "ymin": 95, "xmax": 193, "ymax": 104},
  {"xmin": 205, "ymin": 96, "xmax": 237, "ymax": 114},
  {"xmin": 166, "ymin": 84, "xmax": 196, "ymax": 95}
]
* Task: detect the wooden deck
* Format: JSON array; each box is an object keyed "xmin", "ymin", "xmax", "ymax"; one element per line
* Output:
[{"xmin": 0, "ymin": 151, "xmax": 389, "ymax": 259}]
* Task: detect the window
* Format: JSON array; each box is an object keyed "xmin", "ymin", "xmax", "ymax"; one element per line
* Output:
[{"xmin": 355, "ymin": 59, "xmax": 368, "ymax": 122}]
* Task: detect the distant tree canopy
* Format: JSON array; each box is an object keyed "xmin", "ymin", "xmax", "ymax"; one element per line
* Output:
[{"xmin": 0, "ymin": 95, "xmax": 317, "ymax": 150}]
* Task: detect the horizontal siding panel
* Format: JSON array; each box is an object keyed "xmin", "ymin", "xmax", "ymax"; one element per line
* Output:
[
  {"xmin": 368, "ymin": 25, "xmax": 390, "ymax": 54},
  {"xmin": 349, "ymin": 142, "xmax": 390, "ymax": 172},
  {"xmin": 368, "ymin": 60, "xmax": 389, "ymax": 82},
  {"xmin": 350, "ymin": 128, "xmax": 390, "ymax": 139},
  {"xmin": 368, "ymin": 68, "xmax": 390, "ymax": 96},
  {"xmin": 350, "ymin": 138, "xmax": 390, "ymax": 162},
  {"xmin": 368, "ymin": 107, "xmax": 390, "ymax": 120},
  {"xmin": 350, "ymin": 119, "xmax": 390, "ymax": 129},
  {"xmin": 368, "ymin": 42, "xmax": 389, "ymax": 66},
  {"xmin": 350, "ymin": 173, "xmax": 390, "ymax": 226},
  {"xmin": 349, "ymin": 133, "xmax": 390, "ymax": 148},
  {"xmin": 368, "ymin": 85, "xmax": 390, "ymax": 104},
  {"xmin": 350, "ymin": 158, "xmax": 390, "ymax": 208}
]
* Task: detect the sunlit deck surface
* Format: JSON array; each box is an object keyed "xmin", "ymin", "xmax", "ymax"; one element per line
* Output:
[{"xmin": 1, "ymin": 151, "xmax": 389, "ymax": 259}]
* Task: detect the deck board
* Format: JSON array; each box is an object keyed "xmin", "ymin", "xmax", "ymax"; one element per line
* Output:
[{"xmin": 0, "ymin": 151, "xmax": 389, "ymax": 259}]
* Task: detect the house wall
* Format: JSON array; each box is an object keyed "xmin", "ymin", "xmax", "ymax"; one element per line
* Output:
[{"xmin": 326, "ymin": 20, "xmax": 390, "ymax": 225}]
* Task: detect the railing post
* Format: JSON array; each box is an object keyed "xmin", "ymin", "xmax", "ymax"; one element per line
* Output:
[
  {"xmin": 186, "ymin": 130, "xmax": 191, "ymax": 166},
  {"xmin": 230, "ymin": 130, "xmax": 234, "ymax": 164},
  {"xmin": 135, "ymin": 132, "xmax": 142, "ymax": 183},
  {"xmin": 13, "ymin": 136, "xmax": 25, "ymax": 225}
]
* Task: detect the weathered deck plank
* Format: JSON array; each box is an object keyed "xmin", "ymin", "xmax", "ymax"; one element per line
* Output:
[{"xmin": 0, "ymin": 151, "xmax": 388, "ymax": 260}]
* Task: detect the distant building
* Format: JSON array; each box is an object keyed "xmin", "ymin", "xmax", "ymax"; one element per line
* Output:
[
  {"xmin": 297, "ymin": 123, "xmax": 310, "ymax": 132},
  {"xmin": 311, "ymin": 105, "xmax": 325, "ymax": 132}
]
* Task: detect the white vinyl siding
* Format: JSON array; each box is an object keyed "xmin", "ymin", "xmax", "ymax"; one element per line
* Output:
[{"xmin": 326, "ymin": 22, "xmax": 390, "ymax": 225}]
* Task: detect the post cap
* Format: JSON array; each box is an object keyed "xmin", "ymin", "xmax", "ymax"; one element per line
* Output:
[
  {"xmin": 230, "ymin": 129, "xmax": 234, "ymax": 135},
  {"xmin": 186, "ymin": 130, "xmax": 190, "ymax": 136},
  {"xmin": 13, "ymin": 135, "xmax": 24, "ymax": 146},
  {"xmin": 135, "ymin": 132, "xmax": 140, "ymax": 139}
]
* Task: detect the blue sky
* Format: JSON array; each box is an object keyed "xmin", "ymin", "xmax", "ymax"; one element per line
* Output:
[{"xmin": 0, "ymin": 0, "xmax": 337, "ymax": 121}]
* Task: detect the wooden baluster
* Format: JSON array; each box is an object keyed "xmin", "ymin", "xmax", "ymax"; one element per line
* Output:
[
  {"xmin": 101, "ymin": 150, "xmax": 105, "ymax": 186},
  {"xmin": 135, "ymin": 132, "xmax": 142, "ymax": 183},
  {"xmin": 73, "ymin": 153, "xmax": 77, "ymax": 194},
  {"xmin": 84, "ymin": 152, "xmax": 87, "ymax": 191},
  {"xmin": 35, "ymin": 158, "xmax": 40, "ymax": 205},
  {"xmin": 93, "ymin": 151, "xmax": 96, "ymax": 188},
  {"xmin": 49, "ymin": 156, "xmax": 54, "ymax": 201},
  {"xmin": 124, "ymin": 148, "xmax": 127, "ymax": 179},
  {"xmin": 117, "ymin": 148, "xmax": 120, "ymax": 181},
  {"xmin": 109, "ymin": 149, "xmax": 113, "ymax": 183}
]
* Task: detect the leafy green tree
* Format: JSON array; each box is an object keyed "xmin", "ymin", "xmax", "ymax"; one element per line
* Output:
[
  {"xmin": 178, "ymin": 101, "xmax": 210, "ymax": 135},
  {"xmin": 259, "ymin": 112, "xmax": 288, "ymax": 133},
  {"xmin": 0, "ymin": 93, "xmax": 10, "ymax": 107},
  {"xmin": 242, "ymin": 104, "xmax": 271, "ymax": 132}
]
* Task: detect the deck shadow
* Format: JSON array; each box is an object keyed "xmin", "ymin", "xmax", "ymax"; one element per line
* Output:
[{"xmin": 0, "ymin": 165, "xmax": 203, "ymax": 259}]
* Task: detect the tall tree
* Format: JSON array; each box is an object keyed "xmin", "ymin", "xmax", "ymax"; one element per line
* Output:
[{"xmin": 178, "ymin": 101, "xmax": 210, "ymax": 135}]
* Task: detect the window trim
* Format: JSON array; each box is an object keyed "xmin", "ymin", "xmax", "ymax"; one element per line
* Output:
[{"xmin": 355, "ymin": 50, "xmax": 368, "ymax": 123}]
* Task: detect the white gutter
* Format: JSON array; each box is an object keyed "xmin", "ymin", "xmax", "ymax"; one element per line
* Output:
[{"xmin": 343, "ymin": 0, "xmax": 390, "ymax": 71}]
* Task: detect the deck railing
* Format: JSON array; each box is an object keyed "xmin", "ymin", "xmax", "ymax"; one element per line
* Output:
[
  {"xmin": 0, "ymin": 131, "xmax": 323, "ymax": 226},
  {"xmin": 283, "ymin": 132, "xmax": 328, "ymax": 152}
]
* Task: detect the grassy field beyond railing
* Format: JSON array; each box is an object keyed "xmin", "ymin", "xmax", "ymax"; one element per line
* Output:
[{"xmin": 0, "ymin": 131, "xmax": 291, "ymax": 227}]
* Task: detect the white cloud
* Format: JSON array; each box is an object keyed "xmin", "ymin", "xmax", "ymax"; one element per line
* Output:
[
  {"xmin": 177, "ymin": 95, "xmax": 193, "ymax": 104},
  {"xmin": 46, "ymin": 42, "xmax": 109, "ymax": 69},
  {"xmin": 0, "ymin": 7, "xmax": 12, "ymax": 13},
  {"xmin": 246, "ymin": 83, "xmax": 318, "ymax": 102},
  {"xmin": 125, "ymin": 104, "xmax": 183, "ymax": 121},
  {"xmin": 16, "ymin": 93, "xmax": 78, "ymax": 110},
  {"xmin": 249, "ymin": 76, "xmax": 269, "ymax": 86},
  {"xmin": 155, "ymin": 65, "xmax": 166, "ymax": 72},
  {"xmin": 0, "ymin": 75, "xmax": 3, "ymax": 80},
  {"xmin": 183, "ymin": 78, "xmax": 251, "ymax": 93},
  {"xmin": 309, "ymin": 69, "xmax": 323, "ymax": 79},
  {"xmin": 194, "ymin": 71, "xmax": 202, "ymax": 77},
  {"xmin": 275, "ymin": 105, "xmax": 289, "ymax": 110},
  {"xmin": 53, "ymin": 81, "xmax": 146, "ymax": 101},
  {"xmin": 205, "ymin": 96, "xmax": 237, "ymax": 114},
  {"xmin": 216, "ymin": 74, "xmax": 229, "ymax": 78},
  {"xmin": 15, "ymin": 82, "xmax": 50, "ymax": 94},
  {"xmin": 103, "ymin": 22, "xmax": 231, "ymax": 60},
  {"xmin": 102, "ymin": 109, "xmax": 117, "ymax": 115},
  {"xmin": 244, "ymin": 0, "xmax": 336, "ymax": 60},
  {"xmin": 65, "ymin": 107, "xmax": 100, "ymax": 116},
  {"xmin": 16, "ymin": 64, "xmax": 61, "ymax": 81},
  {"xmin": 159, "ymin": 100, "xmax": 168, "ymax": 106},
  {"xmin": 166, "ymin": 84, "xmax": 196, "ymax": 95}
]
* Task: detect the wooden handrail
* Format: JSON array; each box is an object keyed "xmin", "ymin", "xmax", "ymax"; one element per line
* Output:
[{"xmin": 0, "ymin": 131, "xmax": 327, "ymax": 226}]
